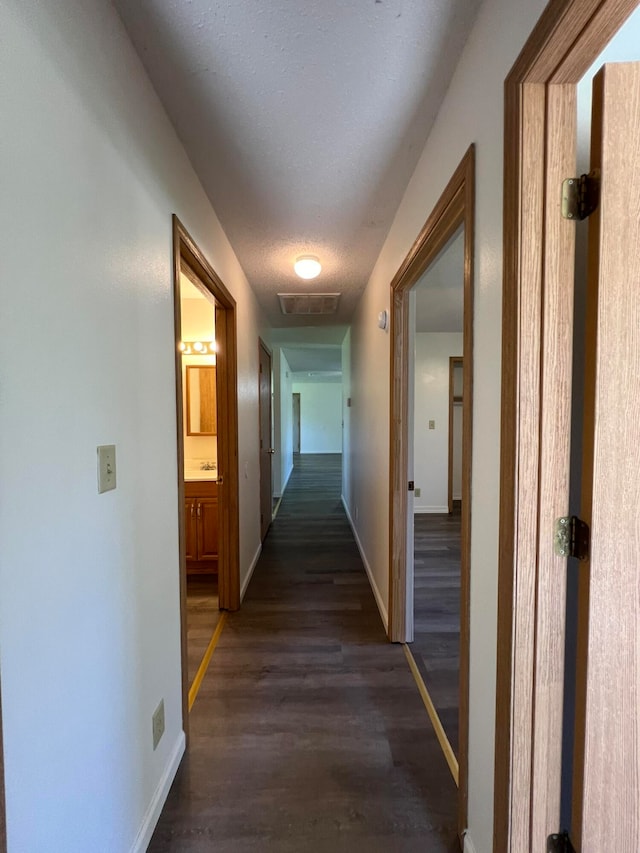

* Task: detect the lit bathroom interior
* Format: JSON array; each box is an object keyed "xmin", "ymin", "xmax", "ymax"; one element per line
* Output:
[{"xmin": 179, "ymin": 269, "xmax": 222, "ymax": 698}]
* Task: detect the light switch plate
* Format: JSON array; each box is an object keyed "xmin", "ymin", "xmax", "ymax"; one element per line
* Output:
[
  {"xmin": 428, "ymin": 420, "xmax": 435, "ymax": 430},
  {"xmin": 97, "ymin": 445, "xmax": 116, "ymax": 493}
]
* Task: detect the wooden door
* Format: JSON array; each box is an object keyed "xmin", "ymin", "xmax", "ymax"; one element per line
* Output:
[
  {"xmin": 184, "ymin": 498, "xmax": 198, "ymax": 562},
  {"xmin": 258, "ymin": 340, "xmax": 273, "ymax": 540},
  {"xmin": 570, "ymin": 61, "xmax": 640, "ymax": 852},
  {"xmin": 198, "ymin": 496, "xmax": 219, "ymax": 561},
  {"xmin": 292, "ymin": 392, "xmax": 301, "ymax": 453}
]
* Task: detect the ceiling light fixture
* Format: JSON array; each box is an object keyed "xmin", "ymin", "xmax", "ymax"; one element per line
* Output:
[{"xmin": 294, "ymin": 255, "xmax": 322, "ymax": 280}]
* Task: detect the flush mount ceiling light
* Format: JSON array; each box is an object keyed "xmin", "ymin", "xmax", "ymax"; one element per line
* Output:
[{"xmin": 293, "ymin": 255, "xmax": 322, "ymax": 280}]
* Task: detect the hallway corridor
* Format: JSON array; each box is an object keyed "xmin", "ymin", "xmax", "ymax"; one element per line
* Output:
[{"xmin": 150, "ymin": 455, "xmax": 458, "ymax": 852}]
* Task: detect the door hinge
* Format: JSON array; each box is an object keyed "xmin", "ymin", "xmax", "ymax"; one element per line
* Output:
[
  {"xmin": 561, "ymin": 170, "xmax": 600, "ymax": 220},
  {"xmin": 554, "ymin": 515, "xmax": 590, "ymax": 561},
  {"xmin": 408, "ymin": 481, "xmax": 414, "ymax": 491},
  {"xmin": 547, "ymin": 831, "xmax": 576, "ymax": 853}
]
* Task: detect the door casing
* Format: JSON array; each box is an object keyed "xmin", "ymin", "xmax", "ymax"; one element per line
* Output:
[
  {"xmin": 172, "ymin": 215, "xmax": 240, "ymax": 739},
  {"xmin": 495, "ymin": 1, "xmax": 639, "ymax": 849},
  {"xmin": 388, "ymin": 144, "xmax": 474, "ymax": 838}
]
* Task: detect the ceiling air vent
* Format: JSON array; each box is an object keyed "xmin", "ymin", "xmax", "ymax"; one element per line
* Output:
[{"xmin": 278, "ymin": 293, "xmax": 341, "ymax": 316}]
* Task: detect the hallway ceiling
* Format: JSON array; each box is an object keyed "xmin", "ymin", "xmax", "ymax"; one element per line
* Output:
[{"xmin": 114, "ymin": 0, "xmax": 482, "ymax": 328}]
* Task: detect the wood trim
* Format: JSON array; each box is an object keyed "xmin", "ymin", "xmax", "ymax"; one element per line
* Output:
[
  {"xmin": 172, "ymin": 216, "xmax": 241, "ymax": 739},
  {"xmin": 495, "ymin": 1, "xmax": 639, "ymax": 849},
  {"xmin": 388, "ymin": 144, "xmax": 474, "ymax": 839},
  {"xmin": 448, "ymin": 357, "xmax": 463, "ymax": 514}
]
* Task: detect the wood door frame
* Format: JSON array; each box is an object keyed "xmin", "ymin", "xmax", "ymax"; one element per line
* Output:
[
  {"xmin": 448, "ymin": 356, "xmax": 463, "ymax": 515},
  {"xmin": 494, "ymin": 1, "xmax": 639, "ymax": 849},
  {"xmin": 388, "ymin": 144, "xmax": 474, "ymax": 837},
  {"xmin": 172, "ymin": 215, "xmax": 240, "ymax": 738},
  {"xmin": 258, "ymin": 338, "xmax": 273, "ymax": 540}
]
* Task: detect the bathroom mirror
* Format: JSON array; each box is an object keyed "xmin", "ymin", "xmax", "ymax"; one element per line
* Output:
[{"xmin": 186, "ymin": 365, "xmax": 217, "ymax": 435}]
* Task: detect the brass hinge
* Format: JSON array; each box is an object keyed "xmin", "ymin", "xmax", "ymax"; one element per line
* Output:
[
  {"xmin": 547, "ymin": 831, "xmax": 576, "ymax": 853},
  {"xmin": 554, "ymin": 516, "xmax": 590, "ymax": 561},
  {"xmin": 561, "ymin": 170, "xmax": 600, "ymax": 220}
]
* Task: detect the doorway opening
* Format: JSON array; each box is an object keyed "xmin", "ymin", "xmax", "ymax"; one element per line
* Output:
[
  {"xmin": 172, "ymin": 216, "xmax": 240, "ymax": 734},
  {"xmin": 292, "ymin": 392, "xmax": 301, "ymax": 455},
  {"xmin": 495, "ymin": 2, "xmax": 640, "ymax": 850},
  {"xmin": 410, "ymin": 225, "xmax": 465, "ymax": 781},
  {"xmin": 388, "ymin": 145, "xmax": 474, "ymax": 839}
]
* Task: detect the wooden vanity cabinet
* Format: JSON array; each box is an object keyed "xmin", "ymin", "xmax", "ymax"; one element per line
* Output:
[{"xmin": 184, "ymin": 481, "xmax": 218, "ymax": 574}]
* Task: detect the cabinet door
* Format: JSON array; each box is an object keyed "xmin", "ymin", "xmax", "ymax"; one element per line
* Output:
[
  {"xmin": 184, "ymin": 498, "xmax": 198, "ymax": 562},
  {"xmin": 197, "ymin": 497, "xmax": 218, "ymax": 561}
]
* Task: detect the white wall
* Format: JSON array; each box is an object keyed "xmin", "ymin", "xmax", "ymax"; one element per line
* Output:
[
  {"xmin": 345, "ymin": 0, "xmax": 549, "ymax": 848},
  {"xmin": 0, "ymin": 2, "xmax": 266, "ymax": 851},
  {"xmin": 413, "ymin": 333, "xmax": 463, "ymax": 512},
  {"xmin": 272, "ymin": 349, "xmax": 294, "ymax": 496},
  {"xmin": 291, "ymin": 380, "xmax": 343, "ymax": 454}
]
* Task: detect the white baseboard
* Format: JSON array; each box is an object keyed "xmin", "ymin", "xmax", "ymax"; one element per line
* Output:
[
  {"xmin": 462, "ymin": 830, "xmax": 477, "ymax": 853},
  {"xmin": 241, "ymin": 542, "xmax": 262, "ymax": 601},
  {"xmin": 341, "ymin": 496, "xmax": 389, "ymax": 631},
  {"xmin": 131, "ymin": 731, "xmax": 185, "ymax": 853},
  {"xmin": 414, "ymin": 505, "xmax": 449, "ymax": 514}
]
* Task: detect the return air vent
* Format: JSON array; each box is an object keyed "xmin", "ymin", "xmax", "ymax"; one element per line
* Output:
[{"xmin": 278, "ymin": 293, "xmax": 341, "ymax": 316}]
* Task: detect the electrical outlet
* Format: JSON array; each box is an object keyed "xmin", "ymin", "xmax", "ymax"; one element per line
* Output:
[
  {"xmin": 428, "ymin": 420, "xmax": 435, "ymax": 430},
  {"xmin": 415, "ymin": 487, "xmax": 421, "ymax": 497},
  {"xmin": 152, "ymin": 699, "xmax": 165, "ymax": 750}
]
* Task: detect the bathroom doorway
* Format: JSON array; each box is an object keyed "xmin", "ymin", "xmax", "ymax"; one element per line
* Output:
[{"xmin": 172, "ymin": 217, "xmax": 240, "ymax": 736}]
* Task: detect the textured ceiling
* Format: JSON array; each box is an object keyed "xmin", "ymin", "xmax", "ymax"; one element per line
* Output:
[{"xmin": 114, "ymin": 0, "xmax": 482, "ymax": 328}]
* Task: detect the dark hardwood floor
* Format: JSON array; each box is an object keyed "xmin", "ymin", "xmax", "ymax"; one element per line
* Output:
[
  {"xmin": 413, "ymin": 511, "xmax": 461, "ymax": 754},
  {"xmin": 151, "ymin": 454, "xmax": 458, "ymax": 852},
  {"xmin": 186, "ymin": 576, "xmax": 221, "ymax": 686}
]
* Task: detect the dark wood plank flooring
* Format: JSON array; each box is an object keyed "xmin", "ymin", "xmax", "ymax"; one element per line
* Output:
[
  {"xmin": 151, "ymin": 454, "xmax": 458, "ymax": 852},
  {"xmin": 186, "ymin": 576, "xmax": 221, "ymax": 686},
  {"xmin": 413, "ymin": 511, "xmax": 461, "ymax": 754}
]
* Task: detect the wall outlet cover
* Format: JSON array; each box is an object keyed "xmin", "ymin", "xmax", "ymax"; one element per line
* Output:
[
  {"xmin": 414, "ymin": 487, "xmax": 421, "ymax": 497},
  {"xmin": 97, "ymin": 444, "xmax": 116, "ymax": 493}
]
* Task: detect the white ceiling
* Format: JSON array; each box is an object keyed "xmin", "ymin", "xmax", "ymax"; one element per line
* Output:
[{"xmin": 114, "ymin": 0, "xmax": 482, "ymax": 328}]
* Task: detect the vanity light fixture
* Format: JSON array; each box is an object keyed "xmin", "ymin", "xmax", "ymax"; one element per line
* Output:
[
  {"xmin": 294, "ymin": 255, "xmax": 322, "ymax": 280},
  {"xmin": 179, "ymin": 340, "xmax": 217, "ymax": 356}
]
